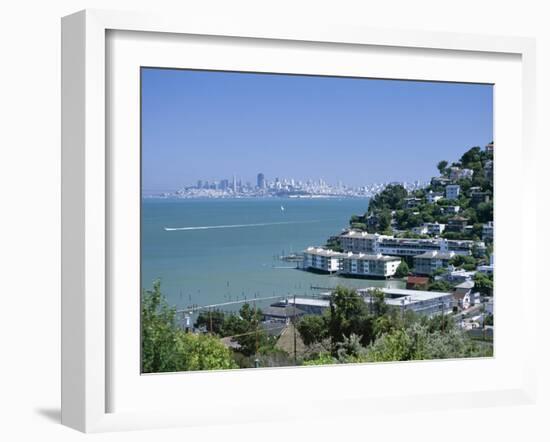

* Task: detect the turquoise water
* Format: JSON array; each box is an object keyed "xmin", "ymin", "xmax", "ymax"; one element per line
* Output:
[{"xmin": 141, "ymin": 198, "xmax": 404, "ymax": 311}]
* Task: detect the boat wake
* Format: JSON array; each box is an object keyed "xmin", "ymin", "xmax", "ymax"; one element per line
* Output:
[{"xmin": 163, "ymin": 220, "xmax": 320, "ymax": 231}]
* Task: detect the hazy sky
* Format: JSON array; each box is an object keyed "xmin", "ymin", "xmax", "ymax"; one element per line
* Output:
[{"xmin": 141, "ymin": 68, "xmax": 493, "ymax": 191}]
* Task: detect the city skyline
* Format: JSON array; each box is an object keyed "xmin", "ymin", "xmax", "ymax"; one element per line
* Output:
[{"xmin": 142, "ymin": 68, "xmax": 493, "ymax": 191}]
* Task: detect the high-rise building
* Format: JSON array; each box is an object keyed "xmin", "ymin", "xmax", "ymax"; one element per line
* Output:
[
  {"xmin": 197, "ymin": 180, "xmax": 202, "ymax": 189},
  {"xmin": 257, "ymin": 173, "xmax": 265, "ymax": 189},
  {"xmin": 232, "ymin": 175, "xmax": 237, "ymax": 193}
]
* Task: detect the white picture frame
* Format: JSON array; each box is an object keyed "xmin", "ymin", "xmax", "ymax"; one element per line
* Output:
[{"xmin": 61, "ymin": 9, "xmax": 537, "ymax": 433}]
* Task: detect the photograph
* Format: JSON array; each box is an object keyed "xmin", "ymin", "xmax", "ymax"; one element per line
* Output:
[{"xmin": 140, "ymin": 68, "xmax": 495, "ymax": 373}]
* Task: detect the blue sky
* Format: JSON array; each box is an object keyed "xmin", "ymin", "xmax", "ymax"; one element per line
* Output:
[{"xmin": 141, "ymin": 68, "xmax": 493, "ymax": 190}]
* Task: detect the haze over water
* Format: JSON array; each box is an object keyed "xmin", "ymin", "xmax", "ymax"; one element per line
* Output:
[{"xmin": 141, "ymin": 198, "xmax": 404, "ymax": 311}]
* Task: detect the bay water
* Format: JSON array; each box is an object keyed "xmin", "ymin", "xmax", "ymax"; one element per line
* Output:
[{"xmin": 141, "ymin": 198, "xmax": 404, "ymax": 312}]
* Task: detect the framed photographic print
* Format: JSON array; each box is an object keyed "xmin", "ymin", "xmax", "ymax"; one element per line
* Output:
[{"xmin": 61, "ymin": 9, "xmax": 537, "ymax": 432}]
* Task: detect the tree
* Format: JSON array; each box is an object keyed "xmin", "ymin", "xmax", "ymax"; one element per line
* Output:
[
  {"xmin": 194, "ymin": 309, "xmax": 226, "ymax": 334},
  {"xmin": 222, "ymin": 303, "xmax": 271, "ymax": 356},
  {"xmin": 297, "ymin": 314, "xmax": 327, "ymax": 346},
  {"xmin": 366, "ymin": 322, "xmax": 492, "ymax": 362},
  {"xmin": 394, "ymin": 261, "xmax": 410, "ymax": 278},
  {"xmin": 141, "ymin": 281, "xmax": 237, "ymax": 373},
  {"xmin": 327, "ymin": 286, "xmax": 374, "ymax": 350},
  {"xmin": 437, "ymin": 160, "xmax": 449, "ymax": 175},
  {"xmin": 173, "ymin": 333, "xmax": 238, "ymax": 371},
  {"xmin": 427, "ymin": 280, "xmax": 452, "ymax": 292},
  {"xmin": 474, "ymin": 272, "xmax": 493, "ymax": 296}
]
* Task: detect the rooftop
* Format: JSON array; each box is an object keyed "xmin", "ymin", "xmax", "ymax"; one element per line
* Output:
[
  {"xmin": 359, "ymin": 287, "xmax": 452, "ymax": 306},
  {"xmin": 414, "ymin": 250, "xmax": 456, "ymax": 260},
  {"xmin": 342, "ymin": 252, "xmax": 401, "ymax": 262},
  {"xmin": 303, "ymin": 247, "xmax": 343, "ymax": 257}
]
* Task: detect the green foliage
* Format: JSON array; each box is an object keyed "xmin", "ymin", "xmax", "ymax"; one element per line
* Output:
[
  {"xmin": 450, "ymin": 255, "xmax": 477, "ymax": 269},
  {"xmin": 394, "ymin": 260, "xmax": 409, "ymax": 278},
  {"xmin": 302, "ymin": 352, "xmax": 337, "ymax": 366},
  {"xmin": 355, "ymin": 143, "xmax": 493, "ymax": 239},
  {"xmin": 297, "ymin": 314, "xmax": 328, "ymax": 346},
  {"xmin": 173, "ymin": 333, "xmax": 239, "ymax": 371},
  {"xmin": 194, "ymin": 309, "xmax": 226, "ymax": 334},
  {"xmin": 427, "ymin": 280, "xmax": 452, "ymax": 292},
  {"xmin": 474, "ymin": 272, "xmax": 494, "ymax": 296},
  {"xmin": 328, "ymin": 287, "xmax": 374, "ymax": 349},
  {"xmin": 141, "ymin": 281, "xmax": 237, "ymax": 373},
  {"xmin": 222, "ymin": 303, "xmax": 272, "ymax": 356},
  {"xmin": 368, "ymin": 184, "xmax": 408, "ymax": 213},
  {"xmin": 366, "ymin": 323, "xmax": 492, "ymax": 362},
  {"xmin": 325, "ymin": 237, "xmax": 343, "ymax": 252}
]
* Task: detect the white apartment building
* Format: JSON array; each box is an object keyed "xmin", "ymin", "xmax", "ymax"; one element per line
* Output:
[
  {"xmin": 445, "ymin": 184, "xmax": 461, "ymax": 200},
  {"xmin": 302, "ymin": 247, "xmax": 401, "ymax": 278},
  {"xmin": 339, "ymin": 252, "xmax": 401, "ymax": 278},
  {"xmin": 413, "ymin": 250, "xmax": 456, "ymax": 275},
  {"xmin": 302, "ymin": 247, "xmax": 342, "ymax": 274},
  {"xmin": 339, "ymin": 230, "xmax": 472, "ymax": 257}
]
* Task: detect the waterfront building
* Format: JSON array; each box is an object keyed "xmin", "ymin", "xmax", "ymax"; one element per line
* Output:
[
  {"xmin": 359, "ymin": 287, "xmax": 454, "ymax": 316},
  {"xmin": 413, "ymin": 250, "xmax": 456, "ymax": 275},
  {"xmin": 339, "ymin": 252, "xmax": 401, "ymax": 278},
  {"xmin": 278, "ymin": 287, "xmax": 454, "ymax": 317},
  {"xmin": 338, "ymin": 230, "xmax": 473, "ymax": 257},
  {"xmin": 302, "ymin": 247, "xmax": 342, "ymax": 274},
  {"xmin": 273, "ymin": 297, "xmax": 330, "ymax": 315},
  {"xmin": 339, "ymin": 231, "xmax": 387, "ymax": 254},
  {"xmin": 485, "ymin": 141, "xmax": 494, "ymax": 153},
  {"xmin": 445, "ymin": 184, "xmax": 461, "ymax": 200}
]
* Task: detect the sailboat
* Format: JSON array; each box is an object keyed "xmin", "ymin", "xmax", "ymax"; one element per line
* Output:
[{"xmin": 280, "ymin": 205, "xmax": 285, "ymax": 211}]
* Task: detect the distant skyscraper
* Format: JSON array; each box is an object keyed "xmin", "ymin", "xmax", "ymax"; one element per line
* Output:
[
  {"xmin": 232, "ymin": 175, "xmax": 237, "ymax": 192},
  {"xmin": 197, "ymin": 179, "xmax": 202, "ymax": 189},
  {"xmin": 257, "ymin": 173, "xmax": 265, "ymax": 189}
]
